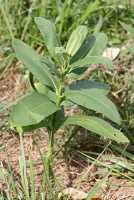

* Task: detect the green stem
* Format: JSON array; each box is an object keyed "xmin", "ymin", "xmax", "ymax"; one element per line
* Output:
[
  {"xmin": 45, "ymin": 130, "xmax": 54, "ymax": 180},
  {"xmin": 45, "ymin": 62, "xmax": 66, "ymax": 182}
]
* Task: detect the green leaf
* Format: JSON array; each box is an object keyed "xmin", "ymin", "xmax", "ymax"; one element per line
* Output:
[
  {"xmin": 87, "ymin": 32, "xmax": 108, "ymax": 56},
  {"xmin": 41, "ymin": 56, "xmax": 56, "ymax": 71},
  {"xmin": 69, "ymin": 56, "xmax": 113, "ymax": 72},
  {"xmin": 47, "ymin": 90, "xmax": 57, "ymax": 103},
  {"xmin": 69, "ymin": 32, "xmax": 109, "ymax": 71},
  {"xmin": 62, "ymin": 115, "xmax": 129, "ymax": 143},
  {"xmin": 94, "ymin": 15, "xmax": 104, "ymax": 34},
  {"xmin": 70, "ymin": 32, "xmax": 107, "ymax": 64},
  {"xmin": 12, "ymin": 39, "xmax": 55, "ymax": 88},
  {"xmin": 21, "ymin": 119, "xmax": 48, "ymax": 132},
  {"xmin": 65, "ymin": 86, "xmax": 121, "ymax": 124},
  {"xmin": 70, "ymin": 35, "xmax": 96, "ymax": 64},
  {"xmin": 10, "ymin": 92, "xmax": 58, "ymax": 126},
  {"xmin": 53, "ymin": 107, "xmax": 65, "ymax": 131},
  {"xmin": 34, "ymin": 82, "xmax": 49, "ymax": 95},
  {"xmin": 34, "ymin": 17, "xmax": 61, "ymax": 60},
  {"xmin": 66, "ymin": 25, "xmax": 88, "ymax": 56},
  {"xmin": 67, "ymin": 80, "xmax": 110, "ymax": 95}
]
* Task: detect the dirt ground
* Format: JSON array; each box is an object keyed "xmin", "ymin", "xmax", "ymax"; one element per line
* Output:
[{"xmin": 0, "ymin": 65, "xmax": 134, "ymax": 200}]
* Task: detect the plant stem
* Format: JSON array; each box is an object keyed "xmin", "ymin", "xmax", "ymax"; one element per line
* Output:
[
  {"xmin": 45, "ymin": 130, "xmax": 54, "ymax": 180},
  {"xmin": 45, "ymin": 61, "xmax": 66, "ymax": 183}
]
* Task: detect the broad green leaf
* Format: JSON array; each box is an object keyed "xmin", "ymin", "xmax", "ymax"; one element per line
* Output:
[
  {"xmin": 67, "ymin": 80, "xmax": 110, "ymax": 95},
  {"xmin": 34, "ymin": 82, "xmax": 49, "ymax": 95},
  {"xmin": 70, "ymin": 32, "xmax": 107, "ymax": 64},
  {"xmin": 53, "ymin": 107, "xmax": 65, "ymax": 131},
  {"xmin": 69, "ymin": 56, "xmax": 113, "ymax": 72},
  {"xmin": 69, "ymin": 32, "xmax": 109, "ymax": 70},
  {"xmin": 12, "ymin": 39, "xmax": 55, "ymax": 88},
  {"xmin": 34, "ymin": 17, "xmax": 61, "ymax": 60},
  {"xmin": 66, "ymin": 25, "xmax": 88, "ymax": 56},
  {"xmin": 21, "ymin": 119, "xmax": 48, "ymax": 132},
  {"xmin": 70, "ymin": 35, "xmax": 96, "ymax": 64},
  {"xmin": 87, "ymin": 32, "xmax": 108, "ymax": 56},
  {"xmin": 70, "ymin": 67, "xmax": 90, "ymax": 76},
  {"xmin": 41, "ymin": 56, "xmax": 56, "ymax": 71},
  {"xmin": 66, "ymin": 72, "xmax": 83, "ymax": 79},
  {"xmin": 10, "ymin": 92, "xmax": 58, "ymax": 126},
  {"xmin": 65, "ymin": 88, "xmax": 121, "ymax": 125},
  {"xmin": 47, "ymin": 90, "xmax": 57, "ymax": 103},
  {"xmin": 62, "ymin": 115, "xmax": 129, "ymax": 143},
  {"xmin": 63, "ymin": 80, "xmax": 109, "ymax": 107}
]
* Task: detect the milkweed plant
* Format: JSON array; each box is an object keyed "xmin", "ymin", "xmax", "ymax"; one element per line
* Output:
[{"xmin": 10, "ymin": 17, "xmax": 129, "ymax": 181}]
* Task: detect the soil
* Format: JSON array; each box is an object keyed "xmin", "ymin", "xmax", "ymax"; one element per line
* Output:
[{"xmin": 0, "ymin": 64, "xmax": 134, "ymax": 200}]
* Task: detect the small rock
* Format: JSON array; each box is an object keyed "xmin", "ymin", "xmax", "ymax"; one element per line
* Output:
[{"xmin": 63, "ymin": 187, "xmax": 88, "ymax": 200}]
